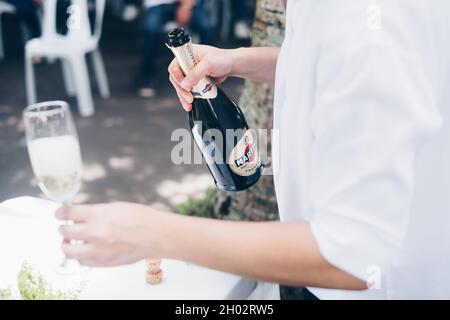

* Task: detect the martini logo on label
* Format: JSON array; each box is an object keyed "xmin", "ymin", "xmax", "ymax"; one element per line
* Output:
[
  {"xmin": 235, "ymin": 143, "xmax": 256, "ymax": 168},
  {"xmin": 202, "ymin": 82, "xmax": 214, "ymax": 94},
  {"xmin": 229, "ymin": 131, "xmax": 260, "ymax": 176},
  {"xmin": 193, "ymin": 78, "xmax": 218, "ymax": 99}
]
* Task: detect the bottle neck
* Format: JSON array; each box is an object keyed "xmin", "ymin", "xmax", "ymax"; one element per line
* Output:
[{"xmin": 168, "ymin": 41, "xmax": 197, "ymax": 76}]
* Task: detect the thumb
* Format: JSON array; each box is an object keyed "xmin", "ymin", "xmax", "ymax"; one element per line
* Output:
[
  {"xmin": 180, "ymin": 58, "xmax": 211, "ymax": 91},
  {"xmin": 55, "ymin": 205, "xmax": 90, "ymax": 222}
]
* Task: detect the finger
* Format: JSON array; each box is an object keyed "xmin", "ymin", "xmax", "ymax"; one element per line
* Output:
[
  {"xmin": 55, "ymin": 205, "xmax": 90, "ymax": 222},
  {"xmin": 168, "ymin": 59, "xmax": 183, "ymax": 81},
  {"xmin": 169, "ymin": 75, "xmax": 193, "ymax": 103},
  {"xmin": 176, "ymin": 90, "xmax": 192, "ymax": 112},
  {"xmin": 61, "ymin": 241, "xmax": 93, "ymax": 261},
  {"xmin": 169, "ymin": 74, "xmax": 192, "ymax": 101},
  {"xmin": 169, "ymin": 75, "xmax": 193, "ymax": 110},
  {"xmin": 213, "ymin": 76, "xmax": 227, "ymax": 84},
  {"xmin": 180, "ymin": 58, "xmax": 211, "ymax": 91},
  {"xmin": 59, "ymin": 223, "xmax": 89, "ymax": 241},
  {"xmin": 76, "ymin": 258, "xmax": 98, "ymax": 267},
  {"xmin": 168, "ymin": 61, "xmax": 188, "ymax": 92},
  {"xmin": 171, "ymin": 66, "xmax": 186, "ymax": 86},
  {"xmin": 77, "ymin": 257, "xmax": 112, "ymax": 267}
]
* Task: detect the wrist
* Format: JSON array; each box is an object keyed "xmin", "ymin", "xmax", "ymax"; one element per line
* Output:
[
  {"xmin": 147, "ymin": 210, "xmax": 181, "ymax": 259},
  {"xmin": 229, "ymin": 47, "xmax": 245, "ymax": 77}
]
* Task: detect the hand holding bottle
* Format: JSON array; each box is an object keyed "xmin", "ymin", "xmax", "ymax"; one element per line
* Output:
[
  {"xmin": 168, "ymin": 44, "xmax": 235, "ymax": 111},
  {"xmin": 166, "ymin": 28, "xmax": 264, "ymax": 191}
]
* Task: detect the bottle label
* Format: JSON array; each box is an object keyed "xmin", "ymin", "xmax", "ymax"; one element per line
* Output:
[
  {"xmin": 168, "ymin": 42, "xmax": 218, "ymax": 100},
  {"xmin": 192, "ymin": 78, "xmax": 218, "ymax": 100},
  {"xmin": 228, "ymin": 130, "xmax": 260, "ymax": 176}
]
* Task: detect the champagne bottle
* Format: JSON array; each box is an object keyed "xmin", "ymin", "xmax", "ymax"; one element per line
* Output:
[{"xmin": 167, "ymin": 27, "xmax": 263, "ymax": 192}]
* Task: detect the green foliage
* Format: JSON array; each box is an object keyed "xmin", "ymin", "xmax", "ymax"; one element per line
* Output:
[
  {"xmin": 0, "ymin": 262, "xmax": 81, "ymax": 300},
  {"xmin": 0, "ymin": 287, "xmax": 13, "ymax": 300},
  {"xmin": 178, "ymin": 188, "xmax": 215, "ymax": 218}
]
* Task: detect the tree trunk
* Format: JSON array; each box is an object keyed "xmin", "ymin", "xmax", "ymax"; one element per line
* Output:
[{"xmin": 213, "ymin": 0, "xmax": 286, "ymax": 221}]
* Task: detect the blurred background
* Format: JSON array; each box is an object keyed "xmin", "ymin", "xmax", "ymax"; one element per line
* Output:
[
  {"xmin": 0, "ymin": 0, "xmax": 289, "ymax": 221},
  {"xmin": 0, "ymin": 0, "xmax": 259, "ymax": 210}
]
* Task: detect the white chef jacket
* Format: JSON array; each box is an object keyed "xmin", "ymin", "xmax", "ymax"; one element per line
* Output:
[{"xmin": 272, "ymin": 0, "xmax": 450, "ymax": 299}]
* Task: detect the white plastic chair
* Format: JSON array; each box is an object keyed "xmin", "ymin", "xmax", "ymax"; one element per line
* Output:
[
  {"xmin": 0, "ymin": 0, "xmax": 16, "ymax": 60},
  {"xmin": 25, "ymin": 0, "xmax": 109, "ymax": 117}
]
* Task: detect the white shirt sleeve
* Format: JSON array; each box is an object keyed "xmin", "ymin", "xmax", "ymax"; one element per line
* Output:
[{"xmin": 308, "ymin": 23, "xmax": 442, "ymax": 282}]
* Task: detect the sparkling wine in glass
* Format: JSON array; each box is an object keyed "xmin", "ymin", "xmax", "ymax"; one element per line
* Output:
[{"xmin": 23, "ymin": 101, "xmax": 85, "ymax": 275}]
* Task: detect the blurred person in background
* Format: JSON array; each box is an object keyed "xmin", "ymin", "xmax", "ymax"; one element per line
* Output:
[
  {"xmin": 137, "ymin": 0, "xmax": 216, "ymax": 98},
  {"xmin": 232, "ymin": 0, "xmax": 252, "ymax": 40},
  {"xmin": 6, "ymin": 0, "xmax": 42, "ymax": 38}
]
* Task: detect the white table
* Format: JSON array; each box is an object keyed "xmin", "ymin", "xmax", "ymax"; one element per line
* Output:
[{"xmin": 0, "ymin": 197, "xmax": 257, "ymax": 300}]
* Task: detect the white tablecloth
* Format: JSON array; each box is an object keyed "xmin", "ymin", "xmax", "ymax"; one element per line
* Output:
[{"xmin": 0, "ymin": 197, "xmax": 257, "ymax": 300}]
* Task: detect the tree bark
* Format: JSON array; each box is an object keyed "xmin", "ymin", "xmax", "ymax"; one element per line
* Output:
[{"xmin": 213, "ymin": 0, "xmax": 286, "ymax": 221}]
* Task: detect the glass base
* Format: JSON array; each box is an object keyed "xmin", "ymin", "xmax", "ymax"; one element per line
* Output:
[{"xmin": 56, "ymin": 258, "xmax": 90, "ymax": 275}]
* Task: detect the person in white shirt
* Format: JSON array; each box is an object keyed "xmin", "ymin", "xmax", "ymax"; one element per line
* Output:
[
  {"xmin": 56, "ymin": 0, "xmax": 450, "ymax": 299},
  {"xmin": 138, "ymin": 0, "xmax": 215, "ymax": 98}
]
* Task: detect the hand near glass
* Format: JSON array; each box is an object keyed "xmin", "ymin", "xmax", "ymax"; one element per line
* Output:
[{"xmin": 23, "ymin": 101, "xmax": 86, "ymax": 275}]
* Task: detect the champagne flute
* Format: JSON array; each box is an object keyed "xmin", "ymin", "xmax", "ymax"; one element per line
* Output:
[{"xmin": 23, "ymin": 101, "xmax": 85, "ymax": 275}]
